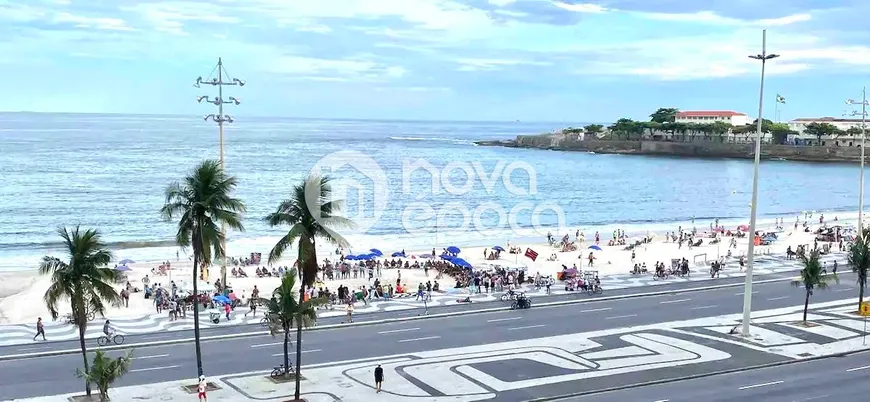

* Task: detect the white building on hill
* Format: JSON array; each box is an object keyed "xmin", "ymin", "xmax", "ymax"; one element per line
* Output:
[{"xmin": 675, "ymin": 111, "xmax": 749, "ymax": 126}]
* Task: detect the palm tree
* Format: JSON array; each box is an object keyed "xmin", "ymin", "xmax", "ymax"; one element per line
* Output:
[
  {"xmin": 266, "ymin": 174, "xmax": 352, "ymax": 400},
  {"xmin": 265, "ymin": 268, "xmax": 326, "ymax": 379},
  {"xmin": 40, "ymin": 226, "xmax": 123, "ymax": 397},
  {"xmin": 77, "ymin": 350, "xmax": 133, "ymax": 401},
  {"xmin": 792, "ymin": 248, "xmax": 839, "ymax": 323},
  {"xmin": 848, "ymin": 228, "xmax": 870, "ymax": 312},
  {"xmin": 160, "ymin": 159, "xmax": 246, "ymax": 377}
]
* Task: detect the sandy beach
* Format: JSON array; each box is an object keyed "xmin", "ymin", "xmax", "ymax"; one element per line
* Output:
[{"xmin": 0, "ymin": 212, "xmax": 854, "ymax": 325}]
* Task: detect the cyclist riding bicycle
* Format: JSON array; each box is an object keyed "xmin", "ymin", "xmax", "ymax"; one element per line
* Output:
[{"xmin": 103, "ymin": 320, "xmax": 113, "ymax": 337}]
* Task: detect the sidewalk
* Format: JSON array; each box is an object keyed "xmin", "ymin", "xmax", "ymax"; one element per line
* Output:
[
  {"xmin": 0, "ymin": 252, "xmax": 842, "ymax": 346},
  {"xmin": 12, "ymin": 296, "xmax": 869, "ymax": 402}
]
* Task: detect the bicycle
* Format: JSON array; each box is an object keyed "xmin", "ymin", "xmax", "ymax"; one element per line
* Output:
[
  {"xmin": 65, "ymin": 311, "xmax": 96, "ymax": 325},
  {"xmin": 97, "ymin": 333, "xmax": 125, "ymax": 346},
  {"xmin": 271, "ymin": 363, "xmax": 294, "ymax": 379},
  {"xmin": 260, "ymin": 316, "xmax": 271, "ymax": 327}
]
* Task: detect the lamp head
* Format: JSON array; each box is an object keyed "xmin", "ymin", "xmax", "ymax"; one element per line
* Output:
[
  {"xmin": 767, "ymin": 54, "xmax": 780, "ymax": 60},
  {"xmin": 229, "ymin": 96, "xmax": 241, "ymax": 105},
  {"xmin": 233, "ymin": 78, "xmax": 245, "ymax": 87},
  {"xmin": 196, "ymin": 96, "xmax": 207, "ymax": 103}
]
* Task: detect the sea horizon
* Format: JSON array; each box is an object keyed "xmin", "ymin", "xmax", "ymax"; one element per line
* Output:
[{"xmin": 1, "ymin": 112, "xmax": 866, "ymax": 271}]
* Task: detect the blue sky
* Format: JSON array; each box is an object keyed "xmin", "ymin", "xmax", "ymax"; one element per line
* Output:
[{"xmin": 1, "ymin": 0, "xmax": 870, "ymax": 122}]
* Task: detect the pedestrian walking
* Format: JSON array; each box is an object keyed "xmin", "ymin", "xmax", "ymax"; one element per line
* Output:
[
  {"xmin": 197, "ymin": 375, "xmax": 208, "ymax": 401},
  {"xmin": 244, "ymin": 297, "xmax": 256, "ymax": 317},
  {"xmin": 33, "ymin": 317, "xmax": 46, "ymax": 341},
  {"xmin": 224, "ymin": 302, "xmax": 231, "ymax": 321},
  {"xmin": 345, "ymin": 302, "xmax": 354, "ymax": 323},
  {"xmin": 374, "ymin": 364, "xmax": 384, "ymax": 393}
]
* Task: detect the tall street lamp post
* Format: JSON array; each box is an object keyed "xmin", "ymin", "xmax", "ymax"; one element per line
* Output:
[
  {"xmin": 743, "ymin": 30, "xmax": 779, "ymax": 337},
  {"xmin": 195, "ymin": 58, "xmax": 245, "ymax": 286},
  {"xmin": 847, "ymin": 91, "xmax": 868, "ymax": 233}
]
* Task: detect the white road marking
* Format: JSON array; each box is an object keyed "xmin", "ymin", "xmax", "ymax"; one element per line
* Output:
[
  {"xmin": 487, "ymin": 317, "xmax": 522, "ymax": 323},
  {"xmin": 133, "ymin": 354, "xmax": 168, "ymax": 360},
  {"xmin": 579, "ymin": 307, "xmax": 613, "ymax": 313},
  {"xmin": 738, "ymin": 380, "xmax": 784, "ymax": 390},
  {"xmin": 398, "ymin": 336, "xmax": 440, "ymax": 343},
  {"xmin": 691, "ymin": 305, "xmax": 718, "ymax": 310},
  {"xmin": 271, "ymin": 349, "xmax": 321, "ymax": 357},
  {"xmin": 766, "ymin": 296, "xmax": 789, "ymax": 301},
  {"xmin": 605, "ymin": 314, "xmax": 638, "ymax": 320},
  {"xmin": 377, "ymin": 328, "xmax": 420, "ymax": 334},
  {"xmin": 653, "ymin": 400, "xmax": 669, "ymax": 402},
  {"xmin": 508, "ymin": 325, "xmax": 546, "ymax": 331},
  {"xmin": 660, "ymin": 299, "xmax": 691, "ymax": 304},
  {"xmin": 130, "ymin": 365, "xmax": 179, "ymax": 373},
  {"xmin": 734, "ymin": 291, "xmax": 759, "ymax": 296},
  {"xmin": 835, "ymin": 288, "xmax": 854, "ymax": 292},
  {"xmin": 846, "ymin": 365, "xmax": 870, "ymax": 372},
  {"xmin": 250, "ymin": 342, "xmax": 283, "ymax": 348}
]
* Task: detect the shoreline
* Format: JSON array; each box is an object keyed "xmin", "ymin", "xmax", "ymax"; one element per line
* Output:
[
  {"xmin": 0, "ymin": 210, "xmax": 855, "ymax": 325},
  {"xmin": 476, "ymin": 136, "xmax": 870, "ymax": 164}
]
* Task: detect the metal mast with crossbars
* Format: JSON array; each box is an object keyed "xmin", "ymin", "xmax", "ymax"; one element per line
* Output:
[
  {"xmin": 195, "ymin": 58, "xmax": 245, "ymax": 285},
  {"xmin": 847, "ymin": 90, "xmax": 868, "ymax": 233}
]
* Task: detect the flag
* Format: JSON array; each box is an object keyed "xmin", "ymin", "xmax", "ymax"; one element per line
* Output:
[
  {"xmin": 524, "ymin": 248, "xmax": 539, "ymax": 262},
  {"xmin": 776, "ymin": 94, "xmax": 786, "ymax": 104}
]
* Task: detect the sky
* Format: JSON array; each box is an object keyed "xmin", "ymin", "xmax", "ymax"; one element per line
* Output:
[{"xmin": 1, "ymin": 0, "xmax": 870, "ymax": 122}]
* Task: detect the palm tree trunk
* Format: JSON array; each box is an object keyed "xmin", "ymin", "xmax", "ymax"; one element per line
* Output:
[
  {"xmin": 294, "ymin": 284, "xmax": 304, "ymax": 400},
  {"xmin": 192, "ymin": 252, "xmax": 204, "ymax": 377},
  {"xmin": 803, "ymin": 288, "xmax": 810, "ymax": 323},
  {"xmin": 283, "ymin": 327, "xmax": 290, "ymax": 379},
  {"xmin": 859, "ymin": 281, "xmax": 865, "ymax": 313},
  {"xmin": 79, "ymin": 321, "xmax": 91, "ymax": 396}
]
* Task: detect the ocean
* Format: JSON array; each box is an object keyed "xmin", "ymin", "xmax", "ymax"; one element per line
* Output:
[{"xmin": 0, "ymin": 112, "xmax": 864, "ymax": 271}]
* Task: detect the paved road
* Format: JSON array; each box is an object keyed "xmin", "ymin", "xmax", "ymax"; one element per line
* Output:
[
  {"xmin": 0, "ymin": 272, "xmax": 862, "ymax": 400},
  {"xmin": 0, "ymin": 252, "xmax": 840, "ymax": 346},
  {"xmin": 568, "ymin": 350, "xmax": 870, "ymax": 402}
]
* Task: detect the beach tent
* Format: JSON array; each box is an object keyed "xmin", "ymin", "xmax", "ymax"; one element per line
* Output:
[{"xmin": 451, "ymin": 257, "xmax": 473, "ymax": 269}]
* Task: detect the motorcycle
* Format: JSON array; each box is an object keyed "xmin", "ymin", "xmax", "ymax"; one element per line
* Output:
[{"xmin": 511, "ymin": 295, "xmax": 532, "ymax": 310}]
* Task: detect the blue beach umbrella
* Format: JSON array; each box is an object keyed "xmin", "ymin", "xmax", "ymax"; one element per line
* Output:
[
  {"xmin": 359, "ymin": 253, "xmax": 377, "ymax": 261},
  {"xmin": 440, "ymin": 255, "xmax": 455, "ymax": 261},
  {"xmin": 391, "ymin": 251, "xmax": 406, "ymax": 257},
  {"xmin": 451, "ymin": 257, "xmax": 473, "ymax": 269},
  {"xmin": 370, "ymin": 248, "xmax": 383, "ymax": 256},
  {"xmin": 492, "ymin": 246, "xmax": 505, "ymax": 252},
  {"xmin": 446, "ymin": 246, "xmax": 461, "ymax": 254},
  {"xmin": 344, "ymin": 254, "xmax": 358, "ymax": 260},
  {"xmin": 588, "ymin": 245, "xmax": 602, "ymax": 251}
]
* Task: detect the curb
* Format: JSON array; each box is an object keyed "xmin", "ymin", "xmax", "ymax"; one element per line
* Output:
[
  {"xmin": 529, "ymin": 347, "xmax": 870, "ymax": 401},
  {"xmin": 0, "ymin": 275, "xmax": 798, "ymax": 361}
]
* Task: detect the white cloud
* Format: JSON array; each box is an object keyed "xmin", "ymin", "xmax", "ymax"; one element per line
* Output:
[
  {"xmin": 296, "ymin": 24, "xmax": 332, "ymax": 34},
  {"xmin": 488, "ymin": 0, "xmax": 517, "ymax": 6},
  {"xmin": 638, "ymin": 11, "xmax": 811, "ymax": 27},
  {"xmin": 264, "ymin": 55, "xmax": 408, "ymax": 82},
  {"xmin": 123, "ymin": 2, "xmax": 240, "ymax": 35},
  {"xmin": 455, "ymin": 58, "xmax": 551, "ymax": 71},
  {"xmin": 53, "ymin": 12, "xmax": 133, "ymax": 31},
  {"xmin": 552, "ymin": 2, "xmax": 608, "ymax": 13}
]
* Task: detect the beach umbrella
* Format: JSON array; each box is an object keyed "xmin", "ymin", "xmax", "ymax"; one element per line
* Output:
[
  {"xmin": 440, "ymin": 255, "xmax": 455, "ymax": 261},
  {"xmin": 492, "ymin": 246, "xmax": 505, "ymax": 252},
  {"xmin": 359, "ymin": 253, "xmax": 377, "ymax": 261},
  {"xmin": 588, "ymin": 245, "xmax": 602, "ymax": 251},
  {"xmin": 344, "ymin": 254, "xmax": 358, "ymax": 260},
  {"xmin": 113, "ymin": 265, "xmax": 131, "ymax": 272},
  {"xmin": 370, "ymin": 248, "xmax": 383, "ymax": 256},
  {"xmin": 118, "ymin": 259, "xmax": 135, "ymax": 265},
  {"xmin": 446, "ymin": 246, "xmax": 461, "ymax": 254},
  {"xmin": 212, "ymin": 295, "xmax": 231, "ymax": 305},
  {"xmin": 451, "ymin": 257, "xmax": 473, "ymax": 269},
  {"xmin": 391, "ymin": 251, "xmax": 406, "ymax": 257}
]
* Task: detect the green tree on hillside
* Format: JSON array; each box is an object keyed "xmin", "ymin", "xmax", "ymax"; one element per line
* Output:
[
  {"xmin": 650, "ymin": 108, "xmax": 679, "ymax": 124},
  {"xmin": 40, "ymin": 227, "xmax": 123, "ymax": 397},
  {"xmin": 583, "ymin": 124, "xmax": 604, "ymax": 136},
  {"xmin": 803, "ymin": 122, "xmax": 840, "ymax": 145},
  {"xmin": 768, "ymin": 122, "xmax": 792, "ymax": 144},
  {"xmin": 846, "ymin": 127, "xmax": 864, "ymax": 139},
  {"xmin": 160, "ymin": 160, "xmax": 246, "ymax": 377}
]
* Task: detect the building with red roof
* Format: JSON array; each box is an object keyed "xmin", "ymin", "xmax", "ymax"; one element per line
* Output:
[{"xmin": 675, "ymin": 110, "xmax": 749, "ymax": 126}]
